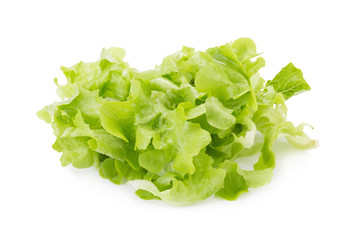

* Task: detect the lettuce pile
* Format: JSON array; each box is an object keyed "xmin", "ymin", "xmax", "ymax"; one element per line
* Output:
[{"xmin": 38, "ymin": 38, "xmax": 317, "ymax": 204}]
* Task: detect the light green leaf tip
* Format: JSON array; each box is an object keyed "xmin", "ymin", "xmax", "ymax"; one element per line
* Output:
[{"xmin": 266, "ymin": 63, "xmax": 311, "ymax": 100}]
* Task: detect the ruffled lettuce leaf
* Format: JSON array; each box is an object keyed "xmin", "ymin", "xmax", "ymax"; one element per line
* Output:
[{"xmin": 266, "ymin": 63, "xmax": 311, "ymax": 100}]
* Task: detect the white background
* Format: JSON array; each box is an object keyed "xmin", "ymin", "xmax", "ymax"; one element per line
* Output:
[{"xmin": 1, "ymin": 0, "xmax": 359, "ymax": 239}]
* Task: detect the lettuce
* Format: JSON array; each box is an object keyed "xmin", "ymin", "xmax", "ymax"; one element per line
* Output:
[{"xmin": 38, "ymin": 38, "xmax": 318, "ymax": 205}]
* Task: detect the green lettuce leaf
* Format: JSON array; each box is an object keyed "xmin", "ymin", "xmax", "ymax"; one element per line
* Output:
[{"xmin": 266, "ymin": 63, "xmax": 311, "ymax": 100}]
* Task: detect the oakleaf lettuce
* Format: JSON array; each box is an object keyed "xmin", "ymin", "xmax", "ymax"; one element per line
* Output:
[{"xmin": 38, "ymin": 38, "xmax": 317, "ymax": 205}]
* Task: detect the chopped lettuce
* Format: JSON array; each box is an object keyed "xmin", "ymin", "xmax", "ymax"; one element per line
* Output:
[{"xmin": 38, "ymin": 38, "xmax": 317, "ymax": 205}]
